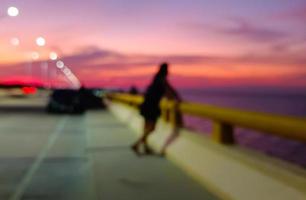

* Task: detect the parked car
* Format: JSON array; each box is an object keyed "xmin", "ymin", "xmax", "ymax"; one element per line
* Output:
[
  {"xmin": 46, "ymin": 89, "xmax": 85, "ymax": 114},
  {"xmin": 46, "ymin": 88, "xmax": 106, "ymax": 114}
]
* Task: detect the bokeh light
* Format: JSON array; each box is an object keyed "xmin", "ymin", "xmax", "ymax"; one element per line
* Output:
[
  {"xmin": 7, "ymin": 7, "xmax": 19, "ymax": 17},
  {"xmin": 36, "ymin": 37, "xmax": 46, "ymax": 46},
  {"xmin": 49, "ymin": 52, "xmax": 58, "ymax": 60},
  {"xmin": 56, "ymin": 60, "xmax": 64, "ymax": 69},
  {"xmin": 63, "ymin": 68, "xmax": 72, "ymax": 76},
  {"xmin": 10, "ymin": 38, "xmax": 20, "ymax": 46}
]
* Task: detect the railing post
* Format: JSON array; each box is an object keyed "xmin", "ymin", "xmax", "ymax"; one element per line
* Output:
[
  {"xmin": 212, "ymin": 121, "xmax": 235, "ymax": 145},
  {"xmin": 169, "ymin": 101, "xmax": 177, "ymax": 127},
  {"xmin": 161, "ymin": 99, "xmax": 169, "ymax": 122}
]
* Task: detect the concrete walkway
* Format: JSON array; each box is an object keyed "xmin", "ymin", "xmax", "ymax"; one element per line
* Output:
[
  {"xmin": 0, "ymin": 98, "xmax": 217, "ymax": 199},
  {"xmin": 86, "ymin": 111, "xmax": 217, "ymax": 200}
]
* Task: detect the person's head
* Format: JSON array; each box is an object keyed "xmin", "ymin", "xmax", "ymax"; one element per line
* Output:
[
  {"xmin": 157, "ymin": 63, "xmax": 168, "ymax": 78},
  {"xmin": 152, "ymin": 62, "xmax": 169, "ymax": 85}
]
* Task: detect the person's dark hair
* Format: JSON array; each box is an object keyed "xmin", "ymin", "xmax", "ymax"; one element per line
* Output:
[
  {"xmin": 152, "ymin": 63, "xmax": 168, "ymax": 84},
  {"xmin": 158, "ymin": 63, "xmax": 168, "ymax": 77}
]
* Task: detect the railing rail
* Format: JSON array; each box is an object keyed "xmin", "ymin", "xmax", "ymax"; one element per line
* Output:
[{"xmin": 107, "ymin": 93, "xmax": 306, "ymax": 144}]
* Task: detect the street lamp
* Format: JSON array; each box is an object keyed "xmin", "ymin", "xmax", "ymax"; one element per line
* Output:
[
  {"xmin": 61, "ymin": 66, "xmax": 81, "ymax": 89},
  {"xmin": 33, "ymin": 37, "xmax": 49, "ymax": 87},
  {"xmin": 7, "ymin": 6, "xmax": 19, "ymax": 17},
  {"xmin": 26, "ymin": 51, "xmax": 39, "ymax": 82},
  {"xmin": 48, "ymin": 52, "xmax": 58, "ymax": 88}
]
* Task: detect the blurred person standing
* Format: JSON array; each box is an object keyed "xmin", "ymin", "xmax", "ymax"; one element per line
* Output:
[{"xmin": 131, "ymin": 63, "xmax": 182, "ymax": 155}]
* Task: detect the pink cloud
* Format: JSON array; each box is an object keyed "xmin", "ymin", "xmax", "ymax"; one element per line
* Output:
[
  {"xmin": 274, "ymin": 6, "xmax": 306, "ymax": 22},
  {"xmin": 218, "ymin": 18, "xmax": 288, "ymax": 42},
  {"xmin": 1, "ymin": 46, "xmax": 306, "ymax": 89},
  {"xmin": 181, "ymin": 18, "xmax": 288, "ymax": 43}
]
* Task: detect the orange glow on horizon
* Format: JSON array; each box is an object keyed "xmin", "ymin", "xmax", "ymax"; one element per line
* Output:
[{"xmin": 0, "ymin": 1, "xmax": 305, "ymax": 89}]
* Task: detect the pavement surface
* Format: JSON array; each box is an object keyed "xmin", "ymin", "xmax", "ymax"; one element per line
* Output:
[{"xmin": 0, "ymin": 96, "xmax": 217, "ymax": 200}]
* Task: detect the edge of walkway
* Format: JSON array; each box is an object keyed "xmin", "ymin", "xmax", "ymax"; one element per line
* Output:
[{"xmin": 108, "ymin": 102, "xmax": 306, "ymax": 200}]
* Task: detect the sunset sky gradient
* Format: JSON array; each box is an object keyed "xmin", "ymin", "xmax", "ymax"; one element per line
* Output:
[{"xmin": 0, "ymin": 0, "xmax": 305, "ymax": 89}]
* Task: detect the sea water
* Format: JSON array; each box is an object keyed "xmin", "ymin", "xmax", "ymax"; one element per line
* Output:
[{"xmin": 180, "ymin": 89, "xmax": 306, "ymax": 168}]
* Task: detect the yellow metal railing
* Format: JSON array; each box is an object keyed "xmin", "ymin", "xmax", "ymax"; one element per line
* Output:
[{"xmin": 107, "ymin": 93, "xmax": 306, "ymax": 144}]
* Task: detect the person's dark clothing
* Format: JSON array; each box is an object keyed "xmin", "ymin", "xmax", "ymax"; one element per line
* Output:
[
  {"xmin": 140, "ymin": 77, "xmax": 181, "ymax": 122},
  {"xmin": 140, "ymin": 80, "xmax": 166, "ymax": 122}
]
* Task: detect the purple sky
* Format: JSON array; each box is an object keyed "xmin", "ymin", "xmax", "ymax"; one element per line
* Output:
[{"xmin": 0, "ymin": 0, "xmax": 305, "ymax": 88}]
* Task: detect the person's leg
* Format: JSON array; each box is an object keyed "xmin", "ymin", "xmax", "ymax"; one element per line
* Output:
[
  {"xmin": 160, "ymin": 126, "xmax": 179, "ymax": 156},
  {"xmin": 142, "ymin": 120, "xmax": 155, "ymax": 143},
  {"xmin": 132, "ymin": 119, "xmax": 155, "ymax": 153},
  {"xmin": 142, "ymin": 121, "xmax": 156, "ymax": 154},
  {"xmin": 160, "ymin": 111, "xmax": 183, "ymax": 155}
]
